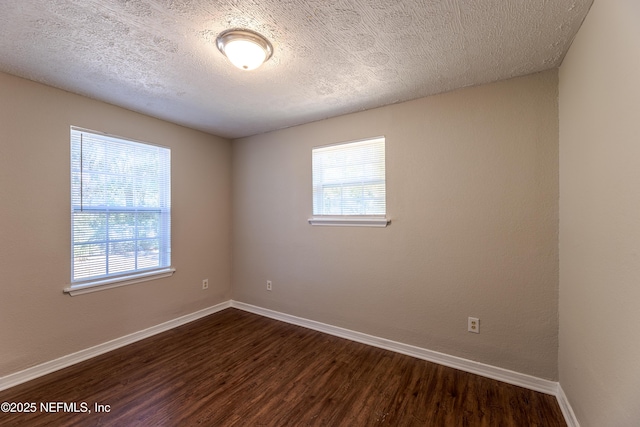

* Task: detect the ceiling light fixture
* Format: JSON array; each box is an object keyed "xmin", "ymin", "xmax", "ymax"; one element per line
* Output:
[{"xmin": 216, "ymin": 29, "xmax": 273, "ymax": 71}]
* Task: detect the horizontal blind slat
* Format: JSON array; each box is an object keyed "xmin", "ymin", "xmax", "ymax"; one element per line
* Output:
[
  {"xmin": 312, "ymin": 137, "xmax": 386, "ymax": 216},
  {"xmin": 70, "ymin": 128, "xmax": 171, "ymax": 283}
]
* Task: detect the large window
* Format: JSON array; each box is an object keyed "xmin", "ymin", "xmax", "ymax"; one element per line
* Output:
[
  {"xmin": 310, "ymin": 137, "xmax": 388, "ymax": 227},
  {"xmin": 67, "ymin": 128, "xmax": 172, "ymax": 294}
]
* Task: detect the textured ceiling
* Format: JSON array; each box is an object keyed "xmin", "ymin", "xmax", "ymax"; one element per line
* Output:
[{"xmin": 0, "ymin": 0, "xmax": 592, "ymax": 139}]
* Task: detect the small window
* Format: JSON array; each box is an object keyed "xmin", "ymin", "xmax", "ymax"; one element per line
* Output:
[
  {"xmin": 310, "ymin": 137, "xmax": 389, "ymax": 227},
  {"xmin": 66, "ymin": 128, "xmax": 173, "ymax": 295}
]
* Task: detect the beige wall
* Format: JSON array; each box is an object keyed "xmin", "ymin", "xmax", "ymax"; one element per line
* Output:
[
  {"xmin": 0, "ymin": 72, "xmax": 232, "ymax": 377},
  {"xmin": 559, "ymin": 1, "xmax": 640, "ymax": 425},
  {"xmin": 1, "ymin": 65, "xmax": 562, "ymax": 383},
  {"xmin": 232, "ymin": 71, "xmax": 559, "ymax": 379}
]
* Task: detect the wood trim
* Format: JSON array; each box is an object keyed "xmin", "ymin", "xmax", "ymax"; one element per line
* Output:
[
  {"xmin": 1, "ymin": 298, "xmax": 578, "ymax": 426},
  {"xmin": 557, "ymin": 384, "xmax": 581, "ymax": 427},
  {"xmin": 0, "ymin": 308, "xmax": 566, "ymax": 426},
  {"xmin": 0, "ymin": 301, "xmax": 231, "ymax": 392},
  {"xmin": 231, "ymin": 300, "xmax": 559, "ymax": 396},
  {"xmin": 308, "ymin": 217, "xmax": 390, "ymax": 227},
  {"xmin": 64, "ymin": 267, "xmax": 176, "ymax": 296}
]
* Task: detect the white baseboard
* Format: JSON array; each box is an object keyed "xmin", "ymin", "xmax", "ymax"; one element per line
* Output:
[
  {"xmin": 0, "ymin": 301, "xmax": 231, "ymax": 392},
  {"xmin": 557, "ymin": 384, "xmax": 581, "ymax": 427},
  {"xmin": 230, "ymin": 300, "xmax": 559, "ymax": 396},
  {"xmin": 231, "ymin": 301, "xmax": 582, "ymax": 425},
  {"xmin": 1, "ymin": 299, "xmax": 580, "ymax": 427}
]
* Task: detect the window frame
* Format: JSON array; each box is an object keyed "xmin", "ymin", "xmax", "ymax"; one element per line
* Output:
[
  {"xmin": 64, "ymin": 127, "xmax": 174, "ymax": 296},
  {"xmin": 309, "ymin": 136, "xmax": 390, "ymax": 227}
]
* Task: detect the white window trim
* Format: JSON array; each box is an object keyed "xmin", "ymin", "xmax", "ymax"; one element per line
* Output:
[
  {"xmin": 311, "ymin": 136, "xmax": 388, "ymax": 226},
  {"xmin": 68, "ymin": 127, "xmax": 172, "ymax": 293},
  {"xmin": 308, "ymin": 216, "xmax": 390, "ymax": 227},
  {"xmin": 64, "ymin": 267, "xmax": 175, "ymax": 296}
]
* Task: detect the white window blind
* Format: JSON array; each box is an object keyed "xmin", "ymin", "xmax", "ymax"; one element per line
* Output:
[
  {"xmin": 70, "ymin": 128, "xmax": 171, "ymax": 284},
  {"xmin": 312, "ymin": 137, "xmax": 386, "ymax": 217}
]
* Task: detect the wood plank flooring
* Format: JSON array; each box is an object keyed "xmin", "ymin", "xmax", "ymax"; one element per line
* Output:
[{"xmin": 0, "ymin": 308, "xmax": 566, "ymax": 426}]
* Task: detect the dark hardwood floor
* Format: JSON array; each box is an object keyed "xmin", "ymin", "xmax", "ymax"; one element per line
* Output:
[{"xmin": 0, "ymin": 308, "xmax": 566, "ymax": 426}]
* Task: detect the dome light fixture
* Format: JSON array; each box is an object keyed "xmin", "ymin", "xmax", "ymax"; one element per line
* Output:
[{"xmin": 216, "ymin": 29, "xmax": 273, "ymax": 71}]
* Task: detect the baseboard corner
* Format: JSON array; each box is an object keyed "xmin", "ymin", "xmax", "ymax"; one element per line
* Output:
[
  {"xmin": 556, "ymin": 383, "xmax": 580, "ymax": 427},
  {"xmin": 230, "ymin": 300, "xmax": 558, "ymax": 395}
]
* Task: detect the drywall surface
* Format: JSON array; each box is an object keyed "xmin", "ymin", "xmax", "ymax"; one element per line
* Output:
[
  {"xmin": 232, "ymin": 71, "xmax": 559, "ymax": 379},
  {"xmin": 0, "ymin": 72, "xmax": 232, "ymax": 377},
  {"xmin": 559, "ymin": 1, "xmax": 640, "ymax": 425}
]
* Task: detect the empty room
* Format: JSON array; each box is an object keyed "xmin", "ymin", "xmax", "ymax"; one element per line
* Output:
[{"xmin": 0, "ymin": 1, "xmax": 638, "ymax": 426}]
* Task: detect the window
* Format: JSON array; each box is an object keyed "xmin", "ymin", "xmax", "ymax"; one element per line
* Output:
[
  {"xmin": 310, "ymin": 136, "xmax": 389, "ymax": 227},
  {"xmin": 65, "ymin": 128, "xmax": 173, "ymax": 295}
]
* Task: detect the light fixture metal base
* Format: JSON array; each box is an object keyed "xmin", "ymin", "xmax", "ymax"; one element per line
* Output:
[{"xmin": 216, "ymin": 28, "xmax": 273, "ymax": 70}]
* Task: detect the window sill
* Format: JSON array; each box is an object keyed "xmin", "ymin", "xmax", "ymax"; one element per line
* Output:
[
  {"xmin": 308, "ymin": 217, "xmax": 390, "ymax": 227},
  {"xmin": 64, "ymin": 267, "xmax": 176, "ymax": 296}
]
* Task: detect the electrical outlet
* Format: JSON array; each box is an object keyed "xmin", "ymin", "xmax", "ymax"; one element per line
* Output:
[
  {"xmin": 202, "ymin": 279, "xmax": 209, "ymax": 290},
  {"xmin": 468, "ymin": 317, "xmax": 479, "ymax": 333},
  {"xmin": 266, "ymin": 280, "xmax": 272, "ymax": 291}
]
